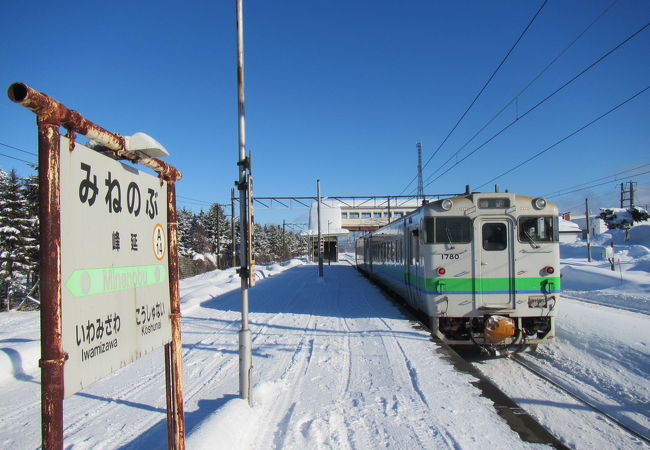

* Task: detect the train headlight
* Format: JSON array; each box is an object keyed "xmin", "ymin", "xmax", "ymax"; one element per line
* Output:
[
  {"xmin": 437, "ymin": 267, "xmax": 446, "ymax": 275},
  {"xmin": 544, "ymin": 266, "xmax": 555, "ymax": 274},
  {"xmin": 533, "ymin": 197, "xmax": 547, "ymax": 210},
  {"xmin": 441, "ymin": 199, "xmax": 453, "ymax": 211}
]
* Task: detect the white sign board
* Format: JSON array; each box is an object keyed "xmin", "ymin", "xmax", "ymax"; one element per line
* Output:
[{"xmin": 60, "ymin": 137, "xmax": 171, "ymax": 396}]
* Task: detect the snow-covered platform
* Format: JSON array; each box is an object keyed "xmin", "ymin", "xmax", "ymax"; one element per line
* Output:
[
  {"xmin": 1, "ymin": 252, "xmax": 648, "ymax": 448},
  {"xmin": 1, "ymin": 260, "xmax": 546, "ymax": 449}
]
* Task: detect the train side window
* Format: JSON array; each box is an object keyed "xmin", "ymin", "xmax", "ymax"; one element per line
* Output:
[
  {"xmin": 518, "ymin": 216, "xmax": 557, "ymax": 242},
  {"xmin": 434, "ymin": 217, "xmax": 472, "ymax": 244},
  {"xmin": 482, "ymin": 223, "xmax": 507, "ymax": 251}
]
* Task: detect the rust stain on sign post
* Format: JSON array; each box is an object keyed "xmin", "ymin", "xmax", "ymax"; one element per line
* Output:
[
  {"xmin": 37, "ymin": 119, "xmax": 65, "ymax": 450},
  {"xmin": 165, "ymin": 180, "xmax": 185, "ymax": 449},
  {"xmin": 8, "ymin": 82, "xmax": 185, "ymax": 449}
]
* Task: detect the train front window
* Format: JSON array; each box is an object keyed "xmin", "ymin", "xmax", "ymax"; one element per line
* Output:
[
  {"xmin": 482, "ymin": 223, "xmax": 507, "ymax": 251},
  {"xmin": 423, "ymin": 217, "xmax": 472, "ymax": 244},
  {"xmin": 518, "ymin": 216, "xmax": 558, "ymax": 243}
]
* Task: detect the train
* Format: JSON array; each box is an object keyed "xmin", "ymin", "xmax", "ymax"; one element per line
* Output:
[{"xmin": 355, "ymin": 189, "xmax": 560, "ymax": 351}]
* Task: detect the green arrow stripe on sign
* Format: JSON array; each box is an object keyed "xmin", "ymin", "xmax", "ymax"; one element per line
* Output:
[{"xmin": 65, "ymin": 264, "xmax": 168, "ymax": 298}]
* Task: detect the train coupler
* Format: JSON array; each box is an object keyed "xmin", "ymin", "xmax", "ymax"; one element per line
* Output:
[{"xmin": 484, "ymin": 315, "xmax": 516, "ymax": 343}]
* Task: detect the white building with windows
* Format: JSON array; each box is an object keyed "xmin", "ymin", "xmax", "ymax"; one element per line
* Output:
[{"xmin": 339, "ymin": 199, "xmax": 424, "ymax": 231}]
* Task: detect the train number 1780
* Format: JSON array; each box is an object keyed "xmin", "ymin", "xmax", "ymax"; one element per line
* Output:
[{"xmin": 440, "ymin": 254, "xmax": 460, "ymax": 260}]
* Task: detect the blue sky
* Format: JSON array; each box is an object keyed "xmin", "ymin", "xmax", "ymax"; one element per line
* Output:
[{"xmin": 1, "ymin": 0, "xmax": 648, "ymax": 225}]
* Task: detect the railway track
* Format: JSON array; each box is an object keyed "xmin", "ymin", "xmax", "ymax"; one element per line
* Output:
[
  {"xmin": 509, "ymin": 353, "xmax": 650, "ymax": 445},
  {"xmin": 349, "ymin": 261, "xmax": 568, "ymax": 448},
  {"xmin": 349, "ymin": 258, "xmax": 649, "ymax": 447}
]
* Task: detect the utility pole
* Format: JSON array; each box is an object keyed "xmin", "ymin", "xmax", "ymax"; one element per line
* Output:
[
  {"xmin": 235, "ymin": 0, "xmax": 252, "ymax": 405},
  {"xmin": 387, "ymin": 196, "xmax": 391, "ymax": 222},
  {"xmin": 585, "ymin": 198, "xmax": 592, "ymax": 262},
  {"xmin": 621, "ymin": 181, "xmax": 637, "ymax": 208},
  {"xmin": 282, "ymin": 220, "xmax": 286, "ymax": 261},
  {"xmin": 416, "ymin": 142, "xmax": 424, "ymax": 205},
  {"xmin": 317, "ymin": 179, "xmax": 323, "ymax": 278},
  {"xmin": 216, "ymin": 206, "xmax": 221, "ymax": 269}
]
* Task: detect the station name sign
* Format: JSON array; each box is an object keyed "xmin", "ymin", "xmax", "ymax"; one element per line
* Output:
[{"xmin": 60, "ymin": 137, "xmax": 171, "ymax": 396}]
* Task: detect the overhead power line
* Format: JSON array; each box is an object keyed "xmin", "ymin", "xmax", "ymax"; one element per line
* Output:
[
  {"xmin": 474, "ymin": 86, "xmax": 649, "ymax": 189},
  {"xmin": 0, "ymin": 141, "xmax": 37, "ymax": 156},
  {"xmin": 547, "ymin": 169, "xmax": 650, "ymax": 199},
  {"xmin": 421, "ymin": 0, "xmax": 620, "ymax": 187},
  {"xmin": 543, "ymin": 163, "xmax": 650, "ymax": 198},
  {"xmin": 420, "ymin": 22, "xmax": 650, "ymax": 192},
  {"xmin": 398, "ymin": 0, "xmax": 549, "ymax": 195},
  {"xmin": 177, "ymin": 195, "xmax": 214, "ymax": 206},
  {"xmin": 0, "ymin": 151, "xmax": 37, "ymax": 167}
]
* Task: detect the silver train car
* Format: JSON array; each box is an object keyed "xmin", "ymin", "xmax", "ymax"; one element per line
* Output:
[{"xmin": 356, "ymin": 191, "xmax": 560, "ymax": 349}]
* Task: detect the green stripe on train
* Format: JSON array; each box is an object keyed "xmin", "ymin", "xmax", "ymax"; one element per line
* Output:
[{"xmin": 370, "ymin": 264, "xmax": 560, "ymax": 293}]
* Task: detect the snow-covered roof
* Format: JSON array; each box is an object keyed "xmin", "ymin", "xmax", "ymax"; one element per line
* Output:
[
  {"xmin": 559, "ymin": 218, "xmax": 581, "ymax": 233},
  {"xmin": 303, "ymin": 201, "xmax": 349, "ymax": 236}
]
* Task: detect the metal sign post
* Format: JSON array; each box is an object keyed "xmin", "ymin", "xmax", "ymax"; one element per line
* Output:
[
  {"xmin": 247, "ymin": 173, "xmax": 256, "ymax": 287},
  {"xmin": 164, "ymin": 179, "xmax": 185, "ymax": 449},
  {"xmin": 236, "ymin": 0, "xmax": 253, "ymax": 405},
  {"xmin": 317, "ymin": 180, "xmax": 323, "ymax": 278},
  {"xmin": 8, "ymin": 82, "xmax": 186, "ymax": 449},
  {"xmin": 37, "ymin": 111, "xmax": 65, "ymax": 450},
  {"xmin": 585, "ymin": 198, "xmax": 592, "ymax": 262},
  {"xmin": 231, "ymin": 188, "xmax": 237, "ymax": 267}
]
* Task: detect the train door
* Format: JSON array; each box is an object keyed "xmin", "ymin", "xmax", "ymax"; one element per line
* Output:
[
  {"xmin": 476, "ymin": 219, "xmax": 514, "ymax": 308},
  {"xmin": 406, "ymin": 227, "xmax": 420, "ymax": 307}
]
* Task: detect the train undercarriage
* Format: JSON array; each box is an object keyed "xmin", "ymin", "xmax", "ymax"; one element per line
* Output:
[{"xmin": 437, "ymin": 315, "xmax": 554, "ymax": 353}]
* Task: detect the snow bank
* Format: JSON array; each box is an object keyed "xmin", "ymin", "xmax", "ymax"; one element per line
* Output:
[
  {"xmin": 0, "ymin": 310, "xmax": 40, "ymax": 383},
  {"xmin": 561, "ymin": 265, "xmax": 623, "ymax": 291},
  {"xmin": 187, "ymin": 381, "xmax": 285, "ymax": 450},
  {"xmin": 630, "ymin": 224, "xmax": 650, "ymax": 244},
  {"xmin": 591, "ymin": 224, "xmax": 650, "ymax": 246},
  {"xmin": 179, "ymin": 259, "xmax": 307, "ymax": 314}
]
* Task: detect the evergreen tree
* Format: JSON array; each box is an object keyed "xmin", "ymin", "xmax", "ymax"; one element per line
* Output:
[
  {"xmin": 267, "ymin": 225, "xmax": 283, "ymax": 262},
  {"xmin": 286, "ymin": 229, "xmax": 306, "ymax": 259},
  {"xmin": 202, "ymin": 203, "xmax": 231, "ymax": 268},
  {"xmin": 177, "ymin": 208, "xmax": 195, "ymax": 257},
  {"xmin": 22, "ymin": 171, "xmax": 39, "ymax": 287},
  {"xmin": 600, "ymin": 206, "xmax": 649, "ymax": 240},
  {"xmin": 190, "ymin": 211, "xmax": 211, "ymax": 255},
  {"xmin": 0, "ymin": 169, "xmax": 35, "ymax": 310},
  {"xmin": 252, "ymin": 223, "xmax": 268, "ymax": 263},
  {"xmin": 600, "ymin": 206, "xmax": 650, "ymax": 231}
]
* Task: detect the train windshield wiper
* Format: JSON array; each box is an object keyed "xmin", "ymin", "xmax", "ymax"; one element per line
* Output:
[
  {"xmin": 523, "ymin": 230, "xmax": 540, "ymax": 249},
  {"xmin": 445, "ymin": 228, "xmax": 455, "ymax": 250}
]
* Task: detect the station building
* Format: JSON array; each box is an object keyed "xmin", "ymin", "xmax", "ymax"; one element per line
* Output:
[
  {"xmin": 303, "ymin": 199, "xmax": 423, "ymax": 261},
  {"xmin": 340, "ymin": 200, "xmax": 422, "ymax": 231}
]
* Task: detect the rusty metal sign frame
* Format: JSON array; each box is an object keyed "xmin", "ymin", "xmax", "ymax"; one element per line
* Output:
[{"xmin": 7, "ymin": 82, "xmax": 186, "ymax": 450}]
